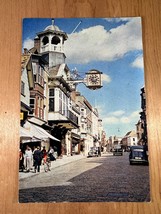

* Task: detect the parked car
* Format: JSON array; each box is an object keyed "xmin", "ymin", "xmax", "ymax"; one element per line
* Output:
[
  {"xmin": 113, "ymin": 146, "xmax": 123, "ymax": 156},
  {"xmin": 87, "ymin": 147, "xmax": 101, "ymax": 157},
  {"xmin": 129, "ymin": 145, "xmax": 149, "ymax": 165}
]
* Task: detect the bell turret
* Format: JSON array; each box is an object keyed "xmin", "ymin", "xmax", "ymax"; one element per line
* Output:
[{"xmin": 36, "ymin": 19, "xmax": 68, "ymax": 68}]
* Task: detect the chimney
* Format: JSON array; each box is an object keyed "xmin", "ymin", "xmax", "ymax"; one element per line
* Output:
[
  {"xmin": 24, "ymin": 48, "xmax": 28, "ymax": 54},
  {"xmin": 34, "ymin": 36, "xmax": 40, "ymax": 52}
]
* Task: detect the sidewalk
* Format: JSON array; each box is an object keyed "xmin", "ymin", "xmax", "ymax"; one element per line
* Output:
[{"xmin": 19, "ymin": 154, "xmax": 86, "ymax": 180}]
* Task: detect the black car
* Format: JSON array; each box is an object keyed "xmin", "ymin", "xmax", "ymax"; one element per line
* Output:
[
  {"xmin": 129, "ymin": 145, "xmax": 148, "ymax": 165},
  {"xmin": 113, "ymin": 147, "xmax": 123, "ymax": 156}
]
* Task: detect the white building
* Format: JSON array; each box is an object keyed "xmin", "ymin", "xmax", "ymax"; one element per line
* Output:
[
  {"xmin": 21, "ymin": 53, "xmax": 34, "ymax": 122},
  {"xmin": 31, "ymin": 21, "xmax": 81, "ymax": 156},
  {"xmin": 122, "ymin": 130, "xmax": 138, "ymax": 148},
  {"xmin": 91, "ymin": 107, "xmax": 99, "ymax": 146}
]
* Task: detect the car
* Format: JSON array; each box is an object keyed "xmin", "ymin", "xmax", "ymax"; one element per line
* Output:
[
  {"xmin": 87, "ymin": 147, "xmax": 101, "ymax": 157},
  {"xmin": 113, "ymin": 146, "xmax": 123, "ymax": 156},
  {"xmin": 129, "ymin": 145, "xmax": 149, "ymax": 165}
]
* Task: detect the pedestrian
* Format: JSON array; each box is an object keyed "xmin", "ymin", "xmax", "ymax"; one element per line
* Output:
[
  {"xmin": 33, "ymin": 146, "xmax": 43, "ymax": 173},
  {"xmin": 24, "ymin": 146, "xmax": 33, "ymax": 172},
  {"xmin": 48, "ymin": 146, "xmax": 56, "ymax": 161},
  {"xmin": 19, "ymin": 148, "xmax": 24, "ymax": 172},
  {"xmin": 32, "ymin": 146, "xmax": 37, "ymax": 167},
  {"xmin": 41, "ymin": 146, "xmax": 47, "ymax": 164}
]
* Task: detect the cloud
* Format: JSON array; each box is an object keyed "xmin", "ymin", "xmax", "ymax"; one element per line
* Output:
[
  {"xmin": 102, "ymin": 109, "xmax": 140, "ymax": 125},
  {"xmin": 65, "ymin": 17, "xmax": 142, "ymax": 64},
  {"xmin": 129, "ymin": 110, "xmax": 140, "ymax": 119},
  {"xmin": 110, "ymin": 110, "xmax": 125, "ymax": 116},
  {"xmin": 120, "ymin": 116, "xmax": 130, "ymax": 124},
  {"xmin": 102, "ymin": 73, "xmax": 111, "ymax": 83},
  {"xmin": 23, "ymin": 38, "xmax": 34, "ymax": 50},
  {"xmin": 104, "ymin": 17, "xmax": 133, "ymax": 23},
  {"xmin": 131, "ymin": 55, "xmax": 144, "ymax": 69},
  {"xmin": 103, "ymin": 116, "xmax": 119, "ymax": 124}
]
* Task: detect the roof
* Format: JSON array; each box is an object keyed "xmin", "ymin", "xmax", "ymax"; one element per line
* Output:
[
  {"xmin": 21, "ymin": 54, "xmax": 31, "ymax": 71},
  {"xmin": 125, "ymin": 130, "xmax": 137, "ymax": 137},
  {"xmin": 44, "ymin": 24, "xmax": 61, "ymax": 32},
  {"xmin": 29, "ymin": 47, "xmax": 39, "ymax": 54}
]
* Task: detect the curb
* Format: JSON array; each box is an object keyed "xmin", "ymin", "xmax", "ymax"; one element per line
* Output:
[{"xmin": 19, "ymin": 155, "xmax": 86, "ymax": 181}]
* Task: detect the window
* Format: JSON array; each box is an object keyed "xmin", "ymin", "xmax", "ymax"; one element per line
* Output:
[
  {"xmin": 32, "ymin": 63, "xmax": 44, "ymax": 86},
  {"xmin": 51, "ymin": 36, "xmax": 60, "ymax": 45},
  {"xmin": 49, "ymin": 89, "xmax": 55, "ymax": 112},
  {"xmin": 80, "ymin": 108, "xmax": 85, "ymax": 116},
  {"xmin": 59, "ymin": 89, "xmax": 69, "ymax": 116},
  {"xmin": 37, "ymin": 97, "xmax": 40, "ymax": 117},
  {"xmin": 59, "ymin": 90, "xmax": 62, "ymax": 114},
  {"xmin": 21, "ymin": 81, "xmax": 25, "ymax": 95},
  {"xmin": 37, "ymin": 66, "xmax": 44, "ymax": 86},
  {"xmin": 29, "ymin": 98, "xmax": 35, "ymax": 114},
  {"xmin": 42, "ymin": 36, "xmax": 49, "ymax": 45},
  {"xmin": 39, "ymin": 98, "xmax": 44, "ymax": 119}
]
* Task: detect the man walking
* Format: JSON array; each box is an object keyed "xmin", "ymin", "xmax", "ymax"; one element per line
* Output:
[{"xmin": 33, "ymin": 146, "xmax": 43, "ymax": 173}]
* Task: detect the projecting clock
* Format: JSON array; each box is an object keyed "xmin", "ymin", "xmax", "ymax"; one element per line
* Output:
[
  {"xmin": 88, "ymin": 74, "xmax": 100, "ymax": 85},
  {"xmin": 86, "ymin": 69, "xmax": 102, "ymax": 90}
]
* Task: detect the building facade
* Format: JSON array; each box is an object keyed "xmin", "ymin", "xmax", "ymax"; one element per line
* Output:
[{"xmin": 21, "ymin": 20, "xmax": 105, "ymax": 157}]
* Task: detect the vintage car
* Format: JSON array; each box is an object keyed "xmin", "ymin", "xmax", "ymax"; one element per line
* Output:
[
  {"xmin": 87, "ymin": 147, "xmax": 101, "ymax": 157},
  {"xmin": 129, "ymin": 145, "xmax": 149, "ymax": 165},
  {"xmin": 113, "ymin": 146, "xmax": 123, "ymax": 156}
]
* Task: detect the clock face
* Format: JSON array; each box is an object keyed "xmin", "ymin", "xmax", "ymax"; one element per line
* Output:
[{"xmin": 88, "ymin": 74, "xmax": 100, "ymax": 85}]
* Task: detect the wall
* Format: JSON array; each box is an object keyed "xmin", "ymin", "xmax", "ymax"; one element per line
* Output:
[{"xmin": 0, "ymin": 0, "xmax": 161, "ymax": 213}]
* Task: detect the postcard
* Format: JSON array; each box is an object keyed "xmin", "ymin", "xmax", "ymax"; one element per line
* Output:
[{"xmin": 19, "ymin": 17, "xmax": 150, "ymax": 203}]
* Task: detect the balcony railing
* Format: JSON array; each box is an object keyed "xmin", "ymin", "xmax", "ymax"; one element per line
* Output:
[
  {"xmin": 41, "ymin": 44, "xmax": 63, "ymax": 53},
  {"xmin": 63, "ymin": 110, "xmax": 78, "ymax": 127}
]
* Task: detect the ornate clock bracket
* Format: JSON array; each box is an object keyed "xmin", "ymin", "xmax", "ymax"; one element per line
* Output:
[{"xmin": 67, "ymin": 69, "xmax": 103, "ymax": 90}]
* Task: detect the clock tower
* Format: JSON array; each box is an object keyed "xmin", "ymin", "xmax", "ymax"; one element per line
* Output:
[{"xmin": 36, "ymin": 19, "xmax": 68, "ymax": 68}]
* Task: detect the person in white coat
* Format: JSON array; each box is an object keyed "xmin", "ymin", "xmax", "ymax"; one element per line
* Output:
[{"xmin": 24, "ymin": 146, "xmax": 33, "ymax": 172}]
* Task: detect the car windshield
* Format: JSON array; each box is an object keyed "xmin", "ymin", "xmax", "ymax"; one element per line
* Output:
[
  {"xmin": 115, "ymin": 148, "xmax": 122, "ymax": 150},
  {"xmin": 133, "ymin": 151, "xmax": 144, "ymax": 157},
  {"xmin": 90, "ymin": 147, "xmax": 97, "ymax": 150}
]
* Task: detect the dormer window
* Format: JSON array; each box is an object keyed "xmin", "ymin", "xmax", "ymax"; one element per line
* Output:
[
  {"xmin": 51, "ymin": 36, "xmax": 60, "ymax": 45},
  {"xmin": 42, "ymin": 36, "xmax": 49, "ymax": 45}
]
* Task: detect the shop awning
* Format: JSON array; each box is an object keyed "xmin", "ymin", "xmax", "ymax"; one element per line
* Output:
[
  {"xmin": 28, "ymin": 117, "xmax": 46, "ymax": 126},
  {"xmin": 20, "ymin": 126, "xmax": 33, "ymax": 138},
  {"xmin": 23, "ymin": 121, "xmax": 60, "ymax": 142}
]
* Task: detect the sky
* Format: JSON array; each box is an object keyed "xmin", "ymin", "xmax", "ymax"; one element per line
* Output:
[{"xmin": 22, "ymin": 17, "xmax": 145, "ymax": 138}]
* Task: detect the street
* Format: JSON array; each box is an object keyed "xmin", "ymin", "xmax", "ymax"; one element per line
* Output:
[{"xmin": 19, "ymin": 152, "xmax": 150, "ymax": 203}]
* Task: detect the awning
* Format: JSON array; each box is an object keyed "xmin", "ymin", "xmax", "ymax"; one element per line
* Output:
[
  {"xmin": 71, "ymin": 132, "xmax": 80, "ymax": 140},
  {"xmin": 28, "ymin": 117, "xmax": 46, "ymax": 126},
  {"xmin": 23, "ymin": 121, "xmax": 60, "ymax": 142},
  {"xmin": 20, "ymin": 126, "xmax": 41, "ymax": 144},
  {"xmin": 21, "ymin": 101, "xmax": 33, "ymax": 112},
  {"xmin": 20, "ymin": 126, "xmax": 33, "ymax": 138}
]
